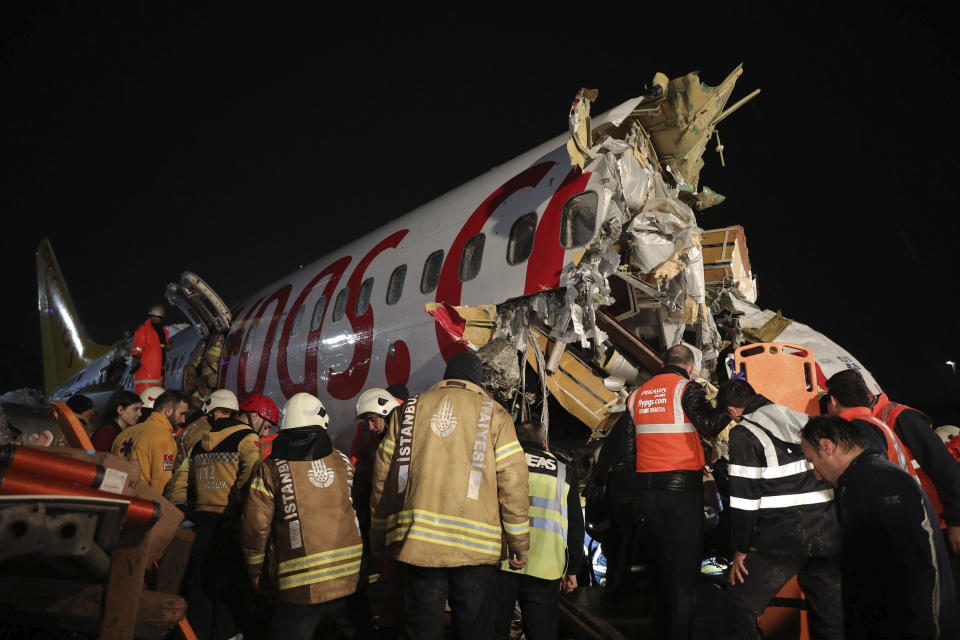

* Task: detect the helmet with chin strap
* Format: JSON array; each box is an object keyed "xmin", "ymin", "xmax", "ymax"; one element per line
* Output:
[
  {"xmin": 355, "ymin": 388, "xmax": 401, "ymax": 418},
  {"xmin": 241, "ymin": 393, "xmax": 280, "ymax": 424}
]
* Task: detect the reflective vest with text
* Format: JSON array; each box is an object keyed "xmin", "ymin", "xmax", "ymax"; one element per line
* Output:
[
  {"xmin": 501, "ymin": 449, "xmax": 570, "ymax": 581},
  {"xmin": 630, "ymin": 373, "xmax": 703, "ymax": 473}
]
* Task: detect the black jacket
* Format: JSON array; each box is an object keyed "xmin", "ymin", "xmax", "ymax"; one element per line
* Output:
[
  {"xmin": 727, "ymin": 395, "xmax": 840, "ymax": 556},
  {"xmin": 271, "ymin": 426, "xmax": 333, "ymax": 461},
  {"xmin": 837, "ymin": 450, "xmax": 959, "ymax": 640},
  {"xmin": 890, "ymin": 406, "xmax": 960, "ymax": 527}
]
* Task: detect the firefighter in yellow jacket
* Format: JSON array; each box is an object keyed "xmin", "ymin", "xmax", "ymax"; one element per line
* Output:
[
  {"xmin": 371, "ymin": 352, "xmax": 530, "ymax": 640},
  {"xmin": 111, "ymin": 389, "xmax": 189, "ymax": 493},
  {"xmin": 242, "ymin": 392, "xmax": 365, "ymax": 637},
  {"xmin": 169, "ymin": 388, "xmax": 262, "ymax": 640}
]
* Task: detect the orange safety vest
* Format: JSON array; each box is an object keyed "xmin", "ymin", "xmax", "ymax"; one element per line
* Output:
[
  {"xmin": 874, "ymin": 394, "xmax": 945, "ymax": 525},
  {"xmin": 260, "ymin": 432, "xmax": 278, "ymax": 459},
  {"xmin": 839, "ymin": 406, "xmax": 918, "ymax": 478},
  {"xmin": 629, "ymin": 372, "xmax": 703, "ymax": 473}
]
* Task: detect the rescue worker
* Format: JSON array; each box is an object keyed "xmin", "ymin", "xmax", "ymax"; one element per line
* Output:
[
  {"xmin": 718, "ymin": 379, "xmax": 842, "ymax": 640},
  {"xmin": 239, "ymin": 393, "xmax": 280, "ymax": 458},
  {"xmin": 353, "ymin": 388, "xmax": 404, "ymax": 637},
  {"xmin": 166, "ymin": 388, "xmax": 241, "ymax": 505},
  {"xmin": 91, "ymin": 390, "xmax": 142, "ymax": 452},
  {"xmin": 870, "ymin": 386, "xmax": 960, "ymax": 554},
  {"xmin": 495, "ymin": 420, "xmax": 584, "ymax": 640},
  {"xmin": 168, "ymin": 388, "xmax": 262, "ymax": 640},
  {"xmin": 131, "ymin": 304, "xmax": 170, "ymax": 395},
  {"xmin": 622, "ymin": 344, "xmax": 729, "ymax": 640},
  {"xmin": 800, "ymin": 415, "xmax": 960, "ymax": 640},
  {"xmin": 65, "ymin": 394, "xmax": 95, "ymax": 436},
  {"xmin": 824, "ymin": 370, "xmax": 916, "ymax": 475},
  {"xmin": 137, "ymin": 385, "xmax": 165, "ymax": 423},
  {"xmin": 182, "ymin": 333, "xmax": 225, "ymax": 410},
  {"xmin": 370, "ymin": 352, "xmax": 530, "ymax": 640},
  {"xmin": 111, "ymin": 390, "xmax": 189, "ymax": 493},
  {"xmin": 242, "ymin": 392, "xmax": 364, "ymax": 637}
]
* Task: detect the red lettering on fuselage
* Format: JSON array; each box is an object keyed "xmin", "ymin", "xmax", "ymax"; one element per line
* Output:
[
  {"xmin": 239, "ymin": 285, "xmax": 291, "ymax": 398},
  {"xmin": 277, "ymin": 256, "xmax": 351, "ymax": 397},
  {"xmin": 433, "ymin": 162, "xmax": 555, "ymax": 361},
  {"xmin": 327, "ymin": 229, "xmax": 409, "ymax": 400}
]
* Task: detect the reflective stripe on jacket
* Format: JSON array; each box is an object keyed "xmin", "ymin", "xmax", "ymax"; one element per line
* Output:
[
  {"xmin": 132, "ymin": 319, "xmax": 168, "ymax": 389},
  {"xmin": 370, "ymin": 379, "xmax": 530, "ymax": 567},
  {"xmin": 501, "ymin": 448, "xmax": 571, "ymax": 580},
  {"xmin": 241, "ymin": 452, "xmax": 361, "ymax": 604},
  {"xmin": 166, "ymin": 418, "xmax": 261, "ymax": 515},
  {"xmin": 630, "ymin": 372, "xmax": 703, "ymax": 472}
]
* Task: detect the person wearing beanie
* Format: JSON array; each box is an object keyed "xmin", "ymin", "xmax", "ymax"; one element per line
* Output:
[
  {"xmin": 371, "ymin": 352, "xmax": 530, "ymax": 640},
  {"xmin": 242, "ymin": 392, "xmax": 368, "ymax": 638}
]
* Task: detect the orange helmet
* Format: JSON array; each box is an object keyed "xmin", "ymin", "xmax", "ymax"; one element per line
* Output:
[{"xmin": 240, "ymin": 393, "xmax": 279, "ymax": 424}]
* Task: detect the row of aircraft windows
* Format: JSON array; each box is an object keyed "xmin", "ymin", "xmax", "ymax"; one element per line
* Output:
[{"xmin": 241, "ymin": 193, "xmax": 597, "ymax": 352}]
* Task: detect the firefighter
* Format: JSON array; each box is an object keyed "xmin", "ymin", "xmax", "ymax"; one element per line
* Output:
[
  {"xmin": 718, "ymin": 379, "xmax": 842, "ymax": 640},
  {"xmin": 166, "ymin": 389, "xmax": 241, "ymax": 506},
  {"xmin": 239, "ymin": 393, "xmax": 280, "ymax": 458},
  {"xmin": 182, "ymin": 333, "xmax": 225, "ymax": 410},
  {"xmin": 800, "ymin": 416, "xmax": 960, "ymax": 640},
  {"xmin": 495, "ymin": 420, "xmax": 584, "ymax": 640},
  {"xmin": 353, "ymin": 388, "xmax": 403, "ymax": 636},
  {"xmin": 622, "ymin": 344, "xmax": 729, "ymax": 640},
  {"xmin": 137, "ymin": 385, "xmax": 165, "ymax": 423},
  {"xmin": 111, "ymin": 390, "xmax": 189, "ymax": 493},
  {"xmin": 370, "ymin": 352, "xmax": 530, "ymax": 640},
  {"xmin": 170, "ymin": 388, "xmax": 262, "ymax": 640},
  {"xmin": 242, "ymin": 392, "xmax": 365, "ymax": 637},
  {"xmin": 131, "ymin": 304, "xmax": 170, "ymax": 395}
]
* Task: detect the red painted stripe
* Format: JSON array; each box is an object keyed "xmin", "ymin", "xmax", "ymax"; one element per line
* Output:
[
  {"xmin": 523, "ymin": 168, "xmax": 590, "ymax": 295},
  {"xmin": 433, "ymin": 162, "xmax": 555, "ymax": 361}
]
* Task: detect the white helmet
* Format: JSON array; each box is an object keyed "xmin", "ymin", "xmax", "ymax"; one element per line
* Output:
[
  {"xmin": 282, "ymin": 392, "xmax": 329, "ymax": 430},
  {"xmin": 356, "ymin": 388, "xmax": 401, "ymax": 418},
  {"xmin": 935, "ymin": 425, "xmax": 960, "ymax": 444},
  {"xmin": 139, "ymin": 386, "xmax": 165, "ymax": 409},
  {"xmin": 147, "ymin": 304, "xmax": 165, "ymax": 319},
  {"xmin": 201, "ymin": 389, "xmax": 239, "ymax": 414}
]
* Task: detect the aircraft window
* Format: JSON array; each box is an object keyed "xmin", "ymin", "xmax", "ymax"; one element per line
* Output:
[
  {"xmin": 387, "ymin": 264, "xmax": 406, "ymax": 305},
  {"xmin": 356, "ymin": 278, "xmax": 374, "ymax": 315},
  {"xmin": 507, "ymin": 212, "xmax": 537, "ymax": 265},
  {"xmin": 272, "ymin": 312, "xmax": 287, "ymax": 345},
  {"xmin": 560, "ymin": 191, "xmax": 598, "ymax": 249},
  {"xmin": 459, "ymin": 233, "xmax": 485, "ymax": 282},
  {"xmin": 290, "ymin": 305, "xmax": 305, "ymax": 338},
  {"xmin": 310, "ymin": 296, "xmax": 327, "ymax": 331},
  {"xmin": 420, "ymin": 250, "xmax": 444, "ymax": 294},
  {"xmin": 332, "ymin": 288, "xmax": 349, "ymax": 322}
]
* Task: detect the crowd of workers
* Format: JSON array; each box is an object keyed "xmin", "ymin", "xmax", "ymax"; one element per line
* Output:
[{"xmin": 55, "ymin": 304, "xmax": 960, "ymax": 639}]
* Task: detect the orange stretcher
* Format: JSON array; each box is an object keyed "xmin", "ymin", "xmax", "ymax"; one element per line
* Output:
[
  {"xmin": 732, "ymin": 342, "xmax": 820, "ymax": 640},
  {"xmin": 733, "ymin": 342, "xmax": 818, "ymax": 414}
]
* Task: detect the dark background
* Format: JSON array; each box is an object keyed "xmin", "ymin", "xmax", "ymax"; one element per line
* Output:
[{"xmin": 2, "ymin": 3, "xmax": 958, "ymax": 422}]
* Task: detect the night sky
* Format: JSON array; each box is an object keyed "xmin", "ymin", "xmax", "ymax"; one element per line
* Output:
[{"xmin": 2, "ymin": 3, "xmax": 958, "ymax": 421}]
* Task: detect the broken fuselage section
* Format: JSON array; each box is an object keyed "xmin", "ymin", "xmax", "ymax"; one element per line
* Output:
[{"xmin": 430, "ymin": 67, "xmax": 869, "ymax": 441}]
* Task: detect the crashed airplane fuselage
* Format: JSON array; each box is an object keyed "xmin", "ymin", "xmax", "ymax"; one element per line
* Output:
[{"xmin": 44, "ymin": 66, "xmax": 880, "ymax": 450}]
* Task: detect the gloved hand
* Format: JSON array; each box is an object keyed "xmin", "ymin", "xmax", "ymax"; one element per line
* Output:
[{"xmin": 130, "ymin": 355, "xmax": 141, "ymax": 373}]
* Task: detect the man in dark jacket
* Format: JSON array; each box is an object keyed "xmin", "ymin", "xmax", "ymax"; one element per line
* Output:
[
  {"xmin": 599, "ymin": 344, "xmax": 729, "ymax": 639},
  {"xmin": 718, "ymin": 380, "xmax": 842, "ymax": 640},
  {"xmin": 801, "ymin": 415, "xmax": 959, "ymax": 640}
]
